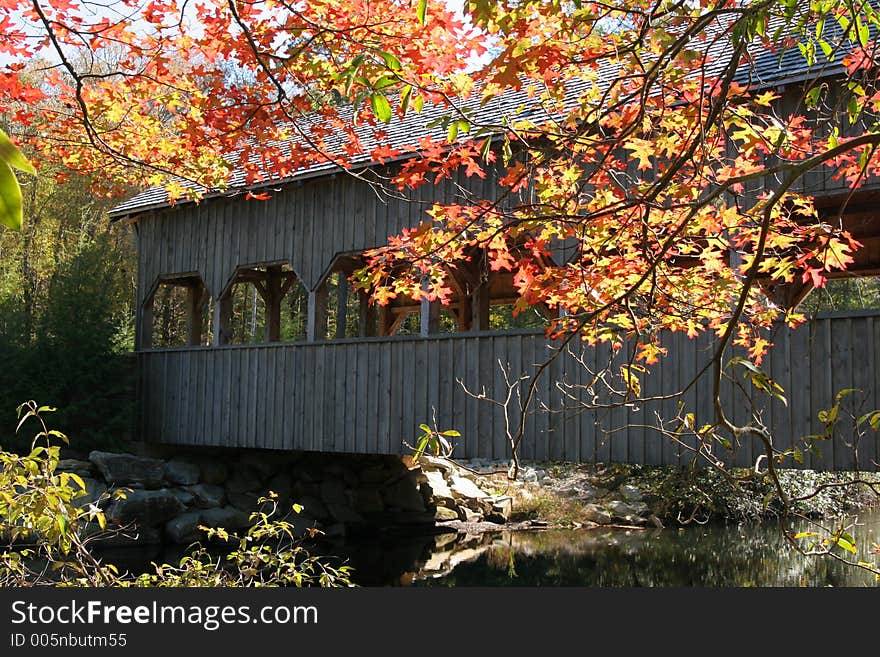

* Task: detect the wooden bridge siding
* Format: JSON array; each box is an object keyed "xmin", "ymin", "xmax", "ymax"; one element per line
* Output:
[{"xmin": 138, "ymin": 313, "xmax": 880, "ymax": 471}]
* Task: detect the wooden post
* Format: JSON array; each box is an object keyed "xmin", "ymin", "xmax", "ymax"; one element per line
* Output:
[
  {"xmin": 359, "ymin": 290, "xmax": 379, "ymax": 337},
  {"xmin": 420, "ymin": 278, "xmax": 440, "ymax": 336},
  {"xmin": 307, "ymin": 285, "xmax": 328, "ymax": 342},
  {"xmin": 265, "ymin": 265, "xmax": 283, "ymax": 342},
  {"xmin": 214, "ymin": 293, "xmax": 232, "ymax": 345},
  {"xmin": 335, "ymin": 272, "xmax": 349, "ymax": 339},
  {"xmin": 471, "ymin": 282, "xmax": 490, "ymax": 331},
  {"xmin": 378, "ymin": 305, "xmax": 392, "ymax": 337},
  {"xmin": 186, "ymin": 281, "xmax": 204, "ymax": 346}
]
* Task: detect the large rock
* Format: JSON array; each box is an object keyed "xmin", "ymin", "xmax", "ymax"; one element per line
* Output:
[
  {"xmin": 297, "ymin": 495, "xmax": 330, "ymax": 520},
  {"xmin": 163, "ymin": 458, "xmax": 200, "ymax": 486},
  {"xmin": 619, "ymin": 485, "xmax": 643, "ymax": 503},
  {"xmin": 200, "ymin": 506, "xmax": 251, "ymax": 531},
  {"xmin": 165, "ymin": 512, "xmax": 203, "ymax": 544},
  {"xmin": 267, "ymin": 472, "xmax": 294, "ymax": 499},
  {"xmin": 320, "ymin": 480, "xmax": 348, "ymax": 506},
  {"xmin": 227, "ymin": 490, "xmax": 262, "ymax": 514},
  {"xmin": 582, "ymin": 504, "xmax": 613, "ymax": 525},
  {"xmin": 199, "ymin": 460, "xmax": 228, "ymax": 485},
  {"xmin": 382, "ymin": 476, "xmax": 426, "ymax": 512},
  {"xmin": 56, "ymin": 459, "xmax": 95, "ymax": 478},
  {"xmin": 352, "ymin": 488, "xmax": 384, "ymax": 514},
  {"xmin": 240, "ymin": 453, "xmax": 277, "ymax": 480},
  {"xmin": 188, "ymin": 483, "xmax": 226, "ymax": 508},
  {"xmin": 226, "ymin": 467, "xmax": 262, "ymax": 494},
  {"xmin": 107, "ymin": 488, "xmax": 186, "ymax": 527},
  {"xmin": 423, "ymin": 470, "xmax": 454, "ymax": 503},
  {"xmin": 434, "ymin": 505, "xmax": 459, "ymax": 521},
  {"xmin": 89, "ymin": 451, "xmax": 165, "ymax": 488},
  {"xmin": 326, "ymin": 503, "xmax": 365, "ymax": 525},
  {"xmin": 449, "ymin": 475, "xmax": 489, "ymax": 501},
  {"xmin": 169, "ymin": 488, "xmax": 195, "ymax": 507}
]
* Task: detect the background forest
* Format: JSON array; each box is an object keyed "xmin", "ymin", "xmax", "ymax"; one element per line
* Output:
[{"xmin": 0, "ymin": 152, "xmax": 135, "ymax": 452}]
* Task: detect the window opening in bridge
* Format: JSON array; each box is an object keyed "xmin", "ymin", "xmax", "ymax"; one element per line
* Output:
[
  {"xmin": 143, "ymin": 274, "xmax": 212, "ymax": 348},
  {"xmin": 316, "ymin": 255, "xmax": 384, "ymax": 340},
  {"xmin": 217, "ymin": 263, "xmax": 306, "ymax": 344},
  {"xmin": 799, "ymin": 275, "xmax": 880, "ymax": 313}
]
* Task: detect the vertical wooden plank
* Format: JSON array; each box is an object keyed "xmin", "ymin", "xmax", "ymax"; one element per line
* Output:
[
  {"xmin": 850, "ymin": 317, "xmax": 874, "ymax": 471},
  {"xmin": 789, "ymin": 320, "xmax": 812, "ymax": 469},
  {"xmin": 594, "ymin": 340, "xmax": 612, "ymax": 465},
  {"xmin": 492, "ymin": 337, "xmax": 508, "ymax": 460},
  {"xmin": 477, "ymin": 335, "xmax": 494, "ymax": 459},
  {"xmin": 830, "ymin": 317, "xmax": 853, "ymax": 471},
  {"xmin": 451, "ymin": 338, "xmax": 467, "ymax": 459},
  {"xmin": 410, "ymin": 339, "xmax": 427, "ymax": 453},
  {"xmin": 378, "ymin": 340, "xmax": 393, "ymax": 454},
  {"xmin": 610, "ymin": 341, "xmax": 629, "ymax": 465},
  {"xmin": 264, "ymin": 345, "xmax": 277, "ymax": 449},
  {"xmin": 427, "ymin": 337, "xmax": 441, "ymax": 442},
  {"xmin": 363, "ymin": 344, "xmax": 377, "ymax": 453},
  {"xmin": 464, "ymin": 338, "xmax": 479, "ymax": 459},
  {"xmin": 281, "ymin": 347, "xmax": 294, "ymax": 450},
  {"xmin": 810, "ymin": 319, "xmax": 833, "ymax": 470},
  {"xmin": 351, "ymin": 342, "xmax": 366, "ymax": 453}
]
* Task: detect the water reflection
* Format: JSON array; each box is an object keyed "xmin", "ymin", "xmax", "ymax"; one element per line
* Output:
[
  {"xmin": 93, "ymin": 509, "xmax": 880, "ymax": 587},
  {"xmin": 413, "ymin": 510, "xmax": 880, "ymax": 587}
]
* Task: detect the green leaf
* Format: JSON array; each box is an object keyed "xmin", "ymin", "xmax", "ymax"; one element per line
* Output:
[
  {"xmin": 0, "ymin": 130, "xmax": 35, "ymax": 175},
  {"xmin": 419, "ymin": 423, "xmax": 432, "ymax": 434},
  {"xmin": 857, "ymin": 18, "xmax": 870, "ymax": 48},
  {"xmin": 413, "ymin": 94, "xmax": 425, "ymax": 113},
  {"xmin": 805, "ymin": 86, "xmax": 821, "ymax": 109},
  {"xmin": 0, "ymin": 161, "xmax": 23, "ymax": 231},
  {"xmin": 447, "ymin": 120, "xmax": 459, "ymax": 142},
  {"xmin": 834, "ymin": 536, "xmax": 857, "ymax": 554},
  {"xmin": 379, "ymin": 51, "xmax": 402, "ymax": 71},
  {"xmin": 480, "ymin": 137, "xmax": 493, "ymax": 161},
  {"xmin": 417, "ymin": 0, "xmax": 427, "ymax": 26},
  {"xmin": 440, "ymin": 429, "xmax": 461, "ymax": 437},
  {"xmin": 369, "ymin": 93, "xmax": 392, "ymax": 124},
  {"xmin": 400, "ymin": 84, "xmax": 412, "ymax": 116}
]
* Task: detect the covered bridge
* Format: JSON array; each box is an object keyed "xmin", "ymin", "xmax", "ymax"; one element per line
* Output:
[{"xmin": 111, "ymin": 33, "xmax": 880, "ymax": 472}]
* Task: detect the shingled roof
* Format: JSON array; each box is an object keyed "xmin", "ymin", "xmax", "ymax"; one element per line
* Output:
[{"xmin": 109, "ymin": 12, "xmax": 855, "ymax": 219}]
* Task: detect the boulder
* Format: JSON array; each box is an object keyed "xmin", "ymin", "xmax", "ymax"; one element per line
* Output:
[
  {"xmin": 319, "ymin": 480, "xmax": 348, "ymax": 506},
  {"xmin": 607, "ymin": 500, "xmax": 648, "ymax": 518},
  {"xmin": 326, "ymin": 503, "xmax": 365, "ymax": 525},
  {"xmin": 449, "ymin": 475, "xmax": 489, "ymax": 501},
  {"xmin": 163, "ymin": 458, "xmax": 200, "ymax": 486},
  {"xmin": 168, "ymin": 488, "xmax": 195, "ymax": 508},
  {"xmin": 227, "ymin": 490, "xmax": 262, "ymax": 514},
  {"xmin": 488, "ymin": 495, "xmax": 513, "ymax": 521},
  {"xmin": 620, "ymin": 485, "xmax": 644, "ymax": 503},
  {"xmin": 107, "ymin": 489, "xmax": 186, "ymax": 527},
  {"xmin": 199, "ymin": 460, "xmax": 228, "ymax": 485},
  {"xmin": 188, "ymin": 483, "xmax": 226, "ymax": 509},
  {"xmin": 457, "ymin": 506, "xmax": 483, "ymax": 523},
  {"xmin": 267, "ymin": 472, "xmax": 294, "ymax": 499},
  {"xmin": 225, "ymin": 467, "xmax": 262, "ymax": 494},
  {"xmin": 89, "ymin": 451, "xmax": 165, "ymax": 488},
  {"xmin": 56, "ymin": 459, "xmax": 95, "ymax": 478},
  {"xmin": 434, "ymin": 506, "xmax": 459, "ymax": 521},
  {"xmin": 297, "ymin": 495, "xmax": 330, "ymax": 520},
  {"xmin": 582, "ymin": 504, "xmax": 613, "ymax": 525},
  {"xmin": 165, "ymin": 512, "xmax": 203, "ymax": 544},
  {"xmin": 352, "ymin": 488, "xmax": 384, "ymax": 514},
  {"xmin": 423, "ymin": 470, "xmax": 454, "ymax": 503},
  {"xmin": 240, "ymin": 453, "xmax": 277, "ymax": 480},
  {"xmin": 200, "ymin": 506, "xmax": 251, "ymax": 531},
  {"xmin": 382, "ymin": 476, "xmax": 426, "ymax": 512}
]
